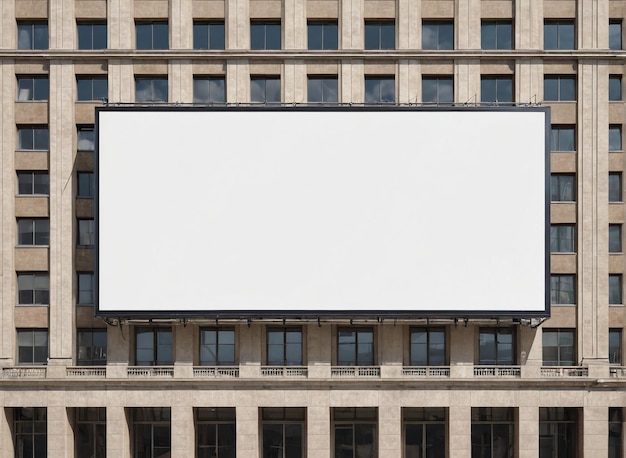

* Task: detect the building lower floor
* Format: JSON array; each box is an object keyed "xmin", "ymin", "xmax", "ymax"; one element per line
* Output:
[{"xmin": 0, "ymin": 386, "xmax": 624, "ymax": 458}]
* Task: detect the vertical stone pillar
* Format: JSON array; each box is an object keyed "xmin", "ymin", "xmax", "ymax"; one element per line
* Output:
[
  {"xmin": 171, "ymin": 405, "xmax": 194, "ymax": 458},
  {"xmin": 49, "ymin": 0, "xmax": 75, "ymax": 50},
  {"xmin": 308, "ymin": 396, "xmax": 330, "ymax": 458},
  {"xmin": 515, "ymin": 0, "xmax": 543, "ymax": 50},
  {"xmin": 226, "ymin": 0, "xmax": 249, "ymax": 49},
  {"xmin": 174, "ymin": 324, "xmax": 193, "ymax": 378},
  {"xmin": 449, "ymin": 324, "xmax": 474, "ymax": 378},
  {"xmin": 398, "ymin": 60, "xmax": 420, "ymax": 105},
  {"xmin": 47, "ymin": 405, "xmax": 72, "ymax": 457},
  {"xmin": 515, "ymin": 59, "xmax": 543, "ymax": 105},
  {"xmin": 106, "ymin": 323, "xmax": 130, "ymax": 378},
  {"xmin": 0, "ymin": 408, "xmax": 14, "ymax": 458},
  {"xmin": 48, "ymin": 61, "xmax": 75, "ymax": 366},
  {"xmin": 518, "ymin": 406, "xmax": 538, "ymax": 458},
  {"xmin": 378, "ymin": 403, "xmax": 401, "ymax": 458},
  {"xmin": 341, "ymin": 0, "xmax": 364, "ymax": 50},
  {"xmin": 584, "ymin": 406, "xmax": 608, "ymax": 457},
  {"xmin": 227, "ymin": 61, "xmax": 251, "ymax": 103},
  {"xmin": 456, "ymin": 0, "xmax": 480, "ymax": 50},
  {"xmin": 236, "ymin": 406, "xmax": 259, "ymax": 457},
  {"xmin": 284, "ymin": 0, "xmax": 306, "ymax": 49},
  {"xmin": 284, "ymin": 60, "xmax": 307, "ymax": 103},
  {"xmin": 108, "ymin": 0, "xmax": 134, "ymax": 50},
  {"xmin": 107, "ymin": 405, "xmax": 131, "ymax": 458},
  {"xmin": 455, "ymin": 60, "xmax": 480, "ymax": 104},
  {"xmin": 397, "ymin": 0, "xmax": 420, "ymax": 50},
  {"xmin": 341, "ymin": 60, "xmax": 364, "ymax": 103},
  {"xmin": 448, "ymin": 405, "xmax": 471, "ymax": 458}
]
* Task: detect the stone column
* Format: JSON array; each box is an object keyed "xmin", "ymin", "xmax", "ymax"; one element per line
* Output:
[
  {"xmin": 0, "ymin": 408, "xmax": 14, "ymax": 458},
  {"xmin": 378, "ymin": 403, "xmax": 401, "ymax": 458},
  {"xmin": 171, "ymin": 404, "xmax": 194, "ymax": 458},
  {"xmin": 584, "ymin": 406, "xmax": 608, "ymax": 457},
  {"xmin": 448, "ymin": 405, "xmax": 471, "ymax": 458},
  {"xmin": 226, "ymin": 0, "xmax": 249, "ymax": 49},
  {"xmin": 341, "ymin": 60, "xmax": 364, "ymax": 103},
  {"xmin": 284, "ymin": 0, "xmax": 306, "ymax": 49},
  {"xmin": 449, "ymin": 324, "xmax": 474, "ymax": 378},
  {"xmin": 237, "ymin": 406, "xmax": 259, "ymax": 457},
  {"xmin": 107, "ymin": 405, "xmax": 131, "ymax": 458},
  {"xmin": 308, "ymin": 394, "xmax": 330, "ymax": 458},
  {"xmin": 47, "ymin": 405, "xmax": 72, "ymax": 457},
  {"xmin": 284, "ymin": 60, "xmax": 307, "ymax": 104},
  {"xmin": 341, "ymin": 0, "xmax": 364, "ymax": 50},
  {"xmin": 227, "ymin": 61, "xmax": 251, "ymax": 103},
  {"xmin": 398, "ymin": 60, "xmax": 420, "ymax": 105},
  {"xmin": 518, "ymin": 406, "xmax": 538, "ymax": 458},
  {"xmin": 307, "ymin": 324, "xmax": 331, "ymax": 378}
]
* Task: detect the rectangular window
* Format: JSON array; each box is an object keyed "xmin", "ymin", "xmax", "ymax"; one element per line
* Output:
[
  {"xmin": 308, "ymin": 21, "xmax": 338, "ymax": 50},
  {"xmin": 135, "ymin": 328, "xmax": 173, "ymax": 365},
  {"xmin": 539, "ymin": 408, "xmax": 579, "ymax": 458},
  {"xmin": 610, "ymin": 20, "xmax": 622, "ymax": 50},
  {"xmin": 544, "ymin": 20, "xmax": 575, "ymax": 50},
  {"xmin": 14, "ymin": 408, "xmax": 47, "ymax": 456},
  {"xmin": 135, "ymin": 77, "xmax": 168, "ymax": 102},
  {"xmin": 550, "ymin": 274, "xmax": 576, "ymax": 305},
  {"xmin": 609, "ymin": 75, "xmax": 622, "ymax": 101},
  {"xmin": 422, "ymin": 21, "xmax": 454, "ymax": 50},
  {"xmin": 609, "ymin": 125, "xmax": 622, "ymax": 151},
  {"xmin": 481, "ymin": 76, "xmax": 513, "ymax": 103},
  {"xmin": 135, "ymin": 22, "xmax": 169, "ymax": 49},
  {"xmin": 251, "ymin": 76, "xmax": 281, "ymax": 104},
  {"xmin": 550, "ymin": 224, "xmax": 575, "ymax": 253},
  {"xmin": 17, "ymin": 171, "xmax": 49, "ymax": 195},
  {"xmin": 77, "ymin": 172, "xmax": 95, "ymax": 198},
  {"xmin": 337, "ymin": 328, "xmax": 374, "ymax": 366},
  {"xmin": 17, "ymin": 218, "xmax": 49, "ymax": 246},
  {"xmin": 77, "ymin": 76, "xmax": 108, "ymax": 102},
  {"xmin": 78, "ymin": 273, "xmax": 95, "ymax": 305},
  {"xmin": 609, "ymin": 224, "xmax": 622, "ymax": 253},
  {"xmin": 481, "ymin": 20, "xmax": 512, "ymax": 50},
  {"xmin": 17, "ymin": 329, "xmax": 49, "ymax": 365},
  {"xmin": 422, "ymin": 77, "xmax": 454, "ymax": 103},
  {"xmin": 17, "ymin": 126, "xmax": 49, "ymax": 150},
  {"xmin": 544, "ymin": 76, "xmax": 576, "ymax": 101},
  {"xmin": 478, "ymin": 328, "xmax": 514, "ymax": 365},
  {"xmin": 193, "ymin": 22, "xmax": 225, "ymax": 50},
  {"xmin": 200, "ymin": 328, "xmax": 235, "ymax": 366},
  {"xmin": 609, "ymin": 329, "xmax": 622, "ymax": 364},
  {"xmin": 78, "ymin": 219, "xmax": 95, "ymax": 247},
  {"xmin": 78, "ymin": 126, "xmax": 95, "ymax": 151},
  {"xmin": 250, "ymin": 22, "xmax": 281, "ymax": 50},
  {"xmin": 195, "ymin": 408, "xmax": 236, "ymax": 458},
  {"xmin": 409, "ymin": 327, "xmax": 446, "ymax": 366},
  {"xmin": 542, "ymin": 329, "xmax": 575, "ymax": 366},
  {"xmin": 550, "ymin": 125, "xmax": 576, "ymax": 151},
  {"xmin": 17, "ymin": 76, "xmax": 49, "ymax": 101},
  {"xmin": 609, "ymin": 274, "xmax": 622, "ymax": 304},
  {"xmin": 333, "ymin": 408, "xmax": 377, "ymax": 458},
  {"xmin": 403, "ymin": 408, "xmax": 447, "ymax": 458},
  {"xmin": 365, "ymin": 76, "xmax": 395, "ymax": 104},
  {"xmin": 610, "ymin": 172, "xmax": 623, "ymax": 202},
  {"xmin": 550, "ymin": 174, "xmax": 575, "ymax": 201},
  {"xmin": 471, "ymin": 408, "xmax": 514, "ymax": 458},
  {"xmin": 131, "ymin": 408, "xmax": 171, "ymax": 458},
  {"xmin": 18, "ymin": 273, "xmax": 49, "ymax": 305},
  {"xmin": 75, "ymin": 407, "xmax": 106, "ymax": 458},
  {"xmin": 261, "ymin": 408, "xmax": 306, "ymax": 458},
  {"xmin": 308, "ymin": 76, "xmax": 338, "ymax": 103},
  {"xmin": 609, "ymin": 408, "xmax": 623, "ymax": 458},
  {"xmin": 193, "ymin": 77, "xmax": 226, "ymax": 104},
  {"xmin": 18, "ymin": 22, "xmax": 48, "ymax": 50},
  {"xmin": 364, "ymin": 21, "xmax": 395, "ymax": 49},
  {"xmin": 267, "ymin": 327, "xmax": 302, "ymax": 365},
  {"xmin": 77, "ymin": 23, "xmax": 107, "ymax": 49},
  {"xmin": 77, "ymin": 329, "xmax": 107, "ymax": 365}
]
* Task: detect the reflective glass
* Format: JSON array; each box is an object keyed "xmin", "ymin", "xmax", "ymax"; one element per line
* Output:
[
  {"xmin": 610, "ymin": 21, "xmax": 622, "ymax": 50},
  {"xmin": 610, "ymin": 126, "xmax": 622, "ymax": 151},
  {"xmin": 609, "ymin": 75, "xmax": 622, "ymax": 101}
]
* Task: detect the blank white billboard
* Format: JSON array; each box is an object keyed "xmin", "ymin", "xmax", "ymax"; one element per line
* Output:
[{"xmin": 96, "ymin": 108, "xmax": 549, "ymax": 317}]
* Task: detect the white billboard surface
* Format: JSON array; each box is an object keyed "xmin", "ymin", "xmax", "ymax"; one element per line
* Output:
[{"xmin": 96, "ymin": 109, "xmax": 548, "ymax": 315}]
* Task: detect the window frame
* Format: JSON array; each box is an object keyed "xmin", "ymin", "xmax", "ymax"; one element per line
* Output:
[
  {"xmin": 17, "ymin": 22, "xmax": 49, "ymax": 50},
  {"xmin": 409, "ymin": 327, "xmax": 447, "ymax": 366},
  {"xmin": 77, "ymin": 172, "xmax": 95, "ymax": 198},
  {"xmin": 307, "ymin": 21, "xmax": 338, "ymax": 50},
  {"xmin": 550, "ymin": 173, "xmax": 576, "ymax": 202},
  {"xmin": 609, "ymin": 75, "xmax": 622, "ymax": 101},
  {"xmin": 307, "ymin": 76, "xmax": 339, "ymax": 103},
  {"xmin": 195, "ymin": 407, "xmax": 236, "ymax": 458},
  {"xmin": 135, "ymin": 77, "xmax": 169, "ymax": 103},
  {"xmin": 609, "ymin": 19, "xmax": 622, "ymax": 50},
  {"xmin": 77, "ymin": 219, "xmax": 95, "ymax": 247},
  {"xmin": 481, "ymin": 20, "xmax": 513, "ymax": 50},
  {"xmin": 609, "ymin": 224, "xmax": 622, "ymax": 253},
  {"xmin": 609, "ymin": 407, "xmax": 623, "ymax": 458},
  {"xmin": 77, "ymin": 22, "xmax": 107, "ymax": 50},
  {"xmin": 134, "ymin": 327, "xmax": 173, "ymax": 366},
  {"xmin": 609, "ymin": 329, "xmax": 622, "ymax": 365},
  {"xmin": 17, "ymin": 171, "xmax": 49, "ymax": 196},
  {"xmin": 75, "ymin": 407, "xmax": 106, "ymax": 458},
  {"xmin": 332, "ymin": 408, "xmax": 378, "ymax": 458},
  {"xmin": 17, "ymin": 218, "xmax": 49, "ymax": 246},
  {"xmin": 364, "ymin": 20, "xmax": 395, "ymax": 50},
  {"xmin": 266, "ymin": 326, "xmax": 303, "ymax": 366},
  {"xmin": 478, "ymin": 327, "xmax": 515, "ymax": 365},
  {"xmin": 550, "ymin": 274, "xmax": 576, "ymax": 305},
  {"xmin": 77, "ymin": 76, "xmax": 108, "ymax": 102},
  {"xmin": 539, "ymin": 407, "xmax": 579, "ymax": 457},
  {"xmin": 77, "ymin": 272, "xmax": 95, "ymax": 305},
  {"xmin": 609, "ymin": 125, "xmax": 622, "ymax": 151},
  {"xmin": 260, "ymin": 407, "xmax": 306, "ymax": 458},
  {"xmin": 17, "ymin": 329, "xmax": 49, "ymax": 365},
  {"xmin": 364, "ymin": 76, "xmax": 395, "ymax": 104},
  {"xmin": 550, "ymin": 125, "xmax": 576, "ymax": 152},
  {"xmin": 609, "ymin": 172, "xmax": 623, "ymax": 202},
  {"xmin": 77, "ymin": 125, "xmax": 95, "ymax": 152},
  {"xmin": 403, "ymin": 407, "xmax": 447, "ymax": 458},
  {"xmin": 250, "ymin": 21, "xmax": 281, "ymax": 50},
  {"xmin": 130, "ymin": 408, "xmax": 171, "ymax": 458},
  {"xmin": 17, "ymin": 126, "xmax": 49, "ymax": 151},
  {"xmin": 542, "ymin": 328, "xmax": 576, "ymax": 366},
  {"xmin": 337, "ymin": 327, "xmax": 375, "ymax": 366},
  {"xmin": 193, "ymin": 21, "xmax": 225, "ymax": 50},
  {"xmin": 77, "ymin": 329, "xmax": 107, "ymax": 365},
  {"xmin": 550, "ymin": 224, "xmax": 575, "ymax": 253},
  {"xmin": 135, "ymin": 21, "xmax": 169, "ymax": 50},
  {"xmin": 422, "ymin": 20, "xmax": 454, "ymax": 50},
  {"xmin": 192, "ymin": 76, "xmax": 226, "ymax": 104},
  {"xmin": 14, "ymin": 407, "xmax": 47, "ymax": 457},
  {"xmin": 544, "ymin": 20, "xmax": 575, "ymax": 50},
  {"xmin": 609, "ymin": 274, "xmax": 623, "ymax": 305},
  {"xmin": 422, "ymin": 76, "xmax": 454, "ymax": 104},
  {"xmin": 480, "ymin": 75, "xmax": 513, "ymax": 103},
  {"xmin": 543, "ymin": 75, "xmax": 576, "ymax": 102},
  {"xmin": 250, "ymin": 76, "xmax": 281, "ymax": 104},
  {"xmin": 470, "ymin": 407, "xmax": 515, "ymax": 458},
  {"xmin": 17, "ymin": 272, "xmax": 50, "ymax": 305},
  {"xmin": 16, "ymin": 75, "xmax": 49, "ymax": 102},
  {"xmin": 199, "ymin": 327, "xmax": 236, "ymax": 366}
]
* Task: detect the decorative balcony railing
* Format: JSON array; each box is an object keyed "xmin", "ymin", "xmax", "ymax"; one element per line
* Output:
[
  {"xmin": 66, "ymin": 367, "xmax": 106, "ymax": 378},
  {"xmin": 193, "ymin": 366, "xmax": 239, "ymax": 378},
  {"xmin": 261, "ymin": 366, "xmax": 308, "ymax": 377},
  {"xmin": 540, "ymin": 366, "xmax": 589, "ymax": 377},
  {"xmin": 331, "ymin": 366, "xmax": 381, "ymax": 378},
  {"xmin": 402, "ymin": 366, "xmax": 451, "ymax": 377},
  {"xmin": 127, "ymin": 366, "xmax": 174, "ymax": 378},
  {"xmin": 2, "ymin": 367, "xmax": 47, "ymax": 379},
  {"xmin": 474, "ymin": 366, "xmax": 521, "ymax": 378},
  {"xmin": 609, "ymin": 366, "xmax": 626, "ymax": 377}
]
